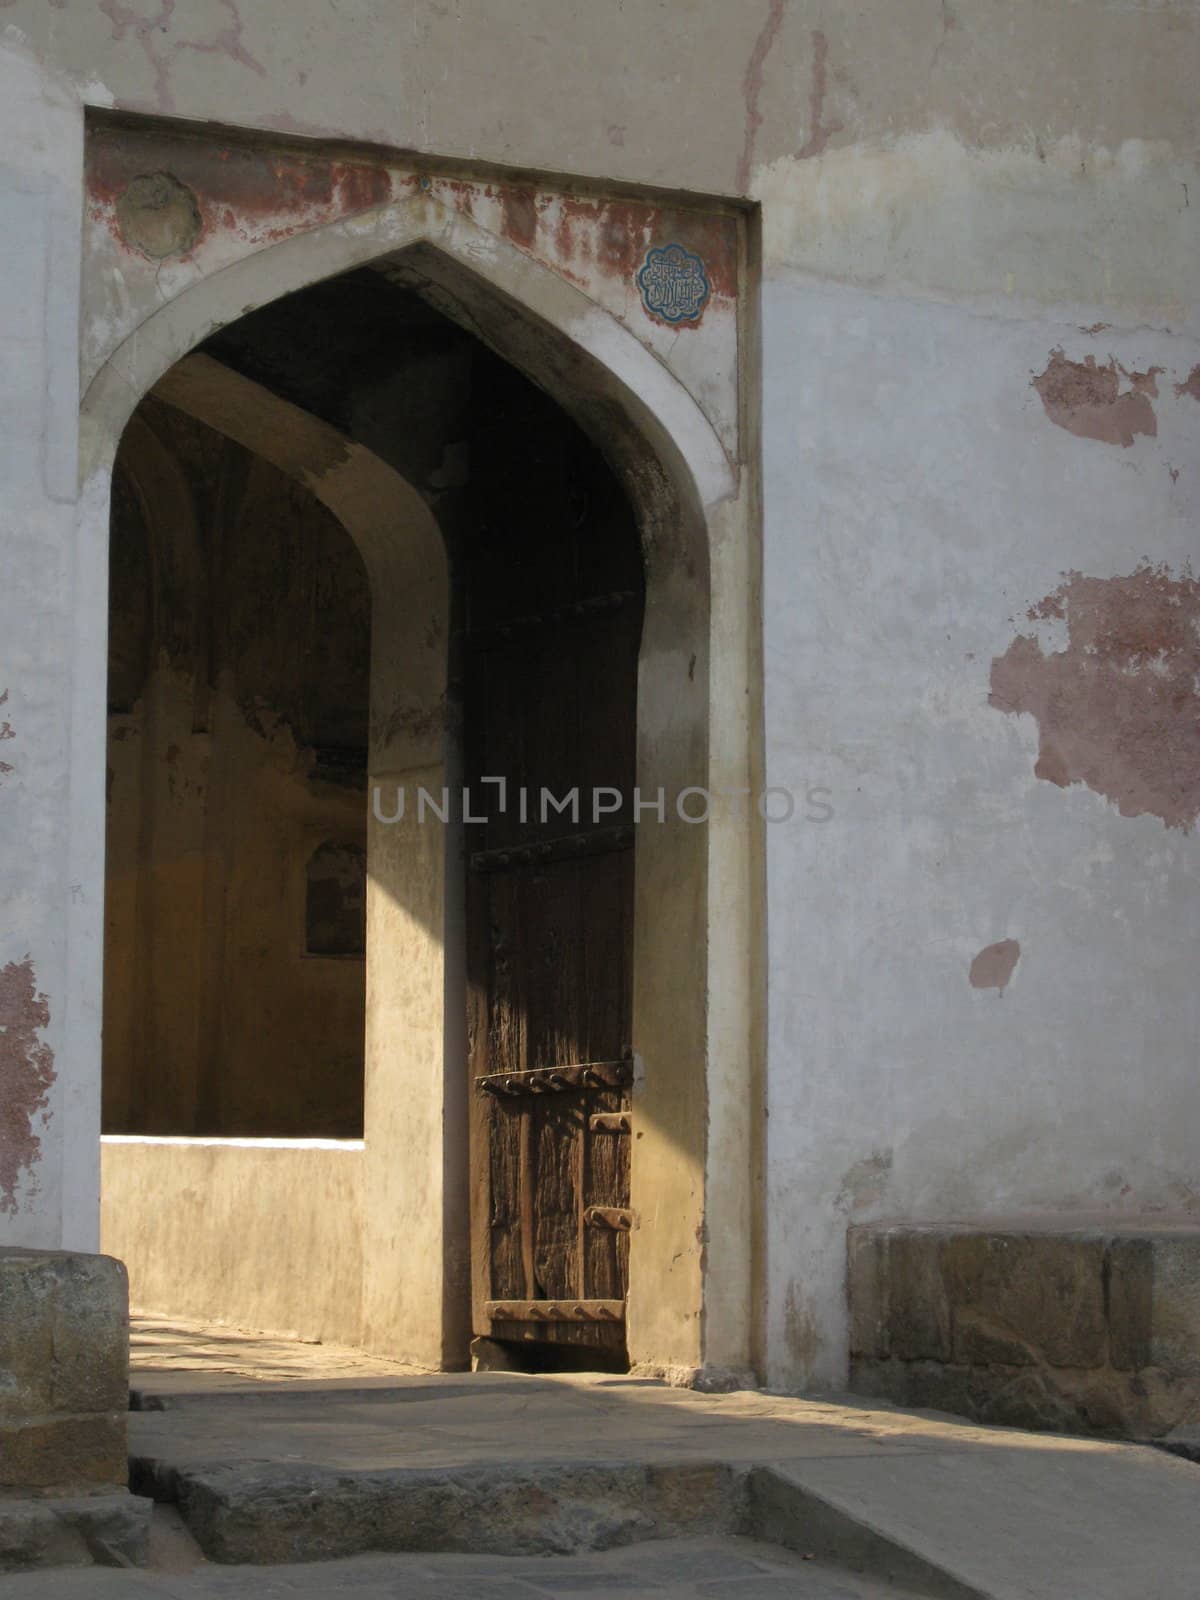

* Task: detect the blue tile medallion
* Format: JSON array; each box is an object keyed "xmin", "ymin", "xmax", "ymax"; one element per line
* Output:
[{"xmin": 636, "ymin": 243, "xmax": 710, "ymax": 326}]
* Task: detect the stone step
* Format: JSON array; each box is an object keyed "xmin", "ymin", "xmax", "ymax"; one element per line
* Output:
[
  {"xmin": 131, "ymin": 1454, "xmax": 750, "ymax": 1566},
  {"xmin": 125, "ymin": 1371, "xmax": 1200, "ymax": 1595},
  {"xmin": 130, "ymin": 1448, "xmax": 980, "ymax": 1595},
  {"xmin": 0, "ymin": 1489, "xmax": 151, "ymax": 1572}
]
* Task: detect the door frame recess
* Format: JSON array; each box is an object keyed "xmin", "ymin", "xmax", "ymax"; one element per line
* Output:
[{"xmin": 81, "ymin": 130, "xmax": 763, "ymax": 1387}]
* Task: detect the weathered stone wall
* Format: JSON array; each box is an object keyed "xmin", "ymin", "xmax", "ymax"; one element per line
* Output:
[
  {"xmin": 850, "ymin": 1223, "xmax": 1200, "ymax": 1437},
  {"xmin": 0, "ymin": 1248, "xmax": 128, "ymax": 1487}
]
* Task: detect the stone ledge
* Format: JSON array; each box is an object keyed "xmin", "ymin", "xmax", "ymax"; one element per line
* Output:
[
  {"xmin": 0, "ymin": 1249, "xmax": 128, "ymax": 1419},
  {"xmin": 848, "ymin": 1220, "xmax": 1200, "ymax": 1437},
  {"xmin": 0, "ymin": 1415, "xmax": 128, "ymax": 1490},
  {"xmin": 0, "ymin": 1489, "xmax": 151, "ymax": 1571},
  {"xmin": 0, "ymin": 1248, "xmax": 130, "ymax": 1488},
  {"xmin": 131, "ymin": 1456, "xmax": 749, "ymax": 1564}
]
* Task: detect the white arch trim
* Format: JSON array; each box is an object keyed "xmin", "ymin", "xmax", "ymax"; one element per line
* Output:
[{"xmin": 81, "ymin": 195, "xmax": 736, "ymax": 512}]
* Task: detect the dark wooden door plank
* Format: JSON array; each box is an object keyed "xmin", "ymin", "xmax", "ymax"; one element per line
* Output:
[{"xmin": 462, "ymin": 360, "xmax": 643, "ymax": 1359}]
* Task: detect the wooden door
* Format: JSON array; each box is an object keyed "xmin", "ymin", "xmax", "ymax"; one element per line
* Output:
[{"xmin": 464, "ymin": 366, "xmax": 643, "ymax": 1366}]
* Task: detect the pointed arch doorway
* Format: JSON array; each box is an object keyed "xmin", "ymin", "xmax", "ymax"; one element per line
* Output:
[{"xmin": 83, "ymin": 140, "xmax": 759, "ymax": 1387}]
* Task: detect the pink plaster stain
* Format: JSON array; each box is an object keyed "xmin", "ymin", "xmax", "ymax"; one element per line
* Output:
[
  {"xmin": 736, "ymin": 0, "xmax": 786, "ymax": 192},
  {"xmin": 969, "ymin": 939, "xmax": 1021, "ymax": 995},
  {"xmin": 1032, "ymin": 350, "xmax": 1157, "ymax": 448},
  {"xmin": 0, "ymin": 960, "xmax": 55, "ymax": 1215},
  {"xmin": 991, "ymin": 566, "xmax": 1200, "ymax": 829}
]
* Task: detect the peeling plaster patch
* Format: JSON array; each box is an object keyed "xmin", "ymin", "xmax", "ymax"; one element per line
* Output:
[
  {"xmin": 1032, "ymin": 350, "xmax": 1156, "ymax": 447},
  {"xmin": 429, "ymin": 178, "xmax": 738, "ymax": 302},
  {"xmin": 116, "ymin": 171, "xmax": 202, "ymax": 259},
  {"xmin": 88, "ymin": 124, "xmax": 397, "ymax": 256},
  {"xmin": 969, "ymin": 939, "xmax": 1020, "ymax": 994},
  {"xmin": 836, "ymin": 1149, "xmax": 893, "ymax": 1213},
  {"xmin": 0, "ymin": 959, "xmax": 55, "ymax": 1214},
  {"xmin": 1123, "ymin": 364, "xmax": 1163, "ymax": 397},
  {"xmin": 86, "ymin": 123, "xmax": 742, "ymax": 457},
  {"xmin": 1175, "ymin": 364, "xmax": 1200, "ymax": 403},
  {"xmin": 498, "ymin": 186, "xmax": 537, "ymax": 252},
  {"xmin": 0, "ymin": 690, "xmax": 12, "ymax": 786},
  {"xmin": 990, "ymin": 566, "xmax": 1200, "ymax": 829}
]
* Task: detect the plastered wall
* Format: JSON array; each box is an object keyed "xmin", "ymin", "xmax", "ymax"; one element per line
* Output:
[
  {"xmin": 746, "ymin": 6, "xmax": 1200, "ymax": 1397},
  {"xmin": 762, "ymin": 287, "xmax": 1200, "ymax": 1386},
  {"xmin": 0, "ymin": 3, "xmax": 1196, "ymax": 1388},
  {"xmin": 100, "ymin": 1136, "xmax": 365, "ymax": 1345},
  {"xmin": 0, "ymin": 43, "xmax": 89, "ymax": 1247}
]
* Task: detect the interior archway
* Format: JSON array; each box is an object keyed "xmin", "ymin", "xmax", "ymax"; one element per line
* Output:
[{"xmin": 102, "ymin": 396, "xmax": 375, "ymax": 1141}]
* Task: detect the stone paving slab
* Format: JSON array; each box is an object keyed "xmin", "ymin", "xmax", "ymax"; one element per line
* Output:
[
  {"xmin": 118, "ymin": 1321, "xmax": 1200, "ymax": 1598},
  {"xmin": 128, "ymin": 1318, "xmax": 455, "ymax": 1404},
  {"xmin": 758, "ymin": 1445, "xmax": 1200, "ymax": 1600},
  {"xmin": 125, "ymin": 1372, "xmax": 1142, "ymax": 1472},
  {"xmin": 124, "ymin": 1379, "xmax": 1200, "ymax": 1595},
  {"xmin": 0, "ymin": 1536, "xmax": 916, "ymax": 1598},
  {"xmin": 128, "ymin": 1369, "xmax": 1047, "ymax": 1465}
]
